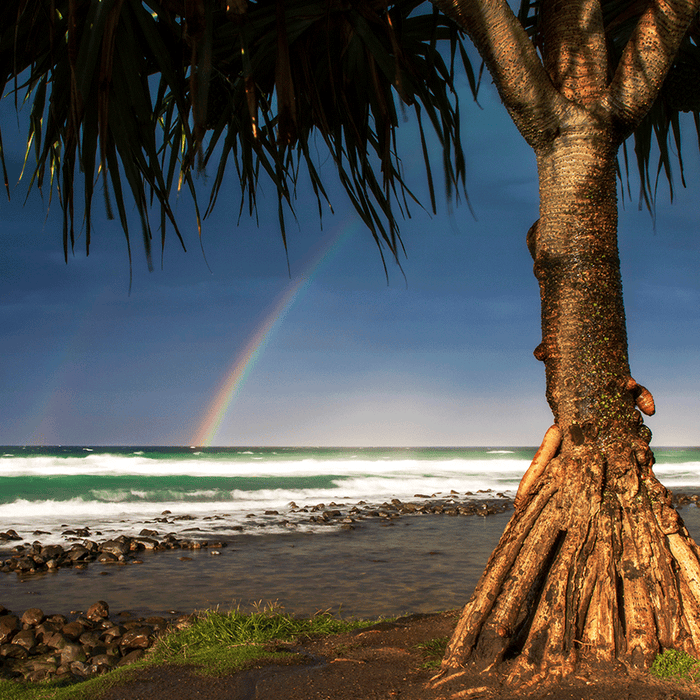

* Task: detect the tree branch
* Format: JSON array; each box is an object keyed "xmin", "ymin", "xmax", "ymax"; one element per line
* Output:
[
  {"xmin": 541, "ymin": 0, "xmax": 609, "ymax": 107},
  {"xmin": 429, "ymin": 0, "xmax": 565, "ymax": 150},
  {"xmin": 609, "ymin": 0, "xmax": 700, "ymax": 135}
]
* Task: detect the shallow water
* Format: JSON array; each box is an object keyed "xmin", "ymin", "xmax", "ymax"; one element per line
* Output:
[
  {"xmin": 2, "ymin": 513, "xmax": 509, "ymax": 619},
  {"xmin": 5, "ymin": 504, "xmax": 700, "ymax": 621}
]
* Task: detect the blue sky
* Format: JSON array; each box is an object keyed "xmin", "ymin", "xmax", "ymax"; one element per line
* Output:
[{"xmin": 1, "ymin": 78, "xmax": 699, "ymax": 447}]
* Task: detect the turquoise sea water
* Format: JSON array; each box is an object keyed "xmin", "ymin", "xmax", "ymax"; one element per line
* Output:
[
  {"xmin": 2, "ymin": 446, "xmax": 700, "ymax": 618},
  {"xmin": 1, "ymin": 445, "xmax": 699, "ymax": 546}
]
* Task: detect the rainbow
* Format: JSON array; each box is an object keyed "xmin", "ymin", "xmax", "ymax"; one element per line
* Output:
[
  {"xmin": 28, "ymin": 286, "xmax": 115, "ymax": 445},
  {"xmin": 191, "ymin": 220, "xmax": 359, "ymax": 446}
]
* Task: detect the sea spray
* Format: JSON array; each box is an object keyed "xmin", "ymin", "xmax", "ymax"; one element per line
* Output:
[{"xmin": 1, "ymin": 446, "xmax": 698, "ymax": 545}]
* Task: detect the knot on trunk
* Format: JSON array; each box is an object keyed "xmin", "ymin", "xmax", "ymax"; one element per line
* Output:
[
  {"xmin": 533, "ymin": 343, "xmax": 547, "ymax": 362},
  {"xmin": 526, "ymin": 219, "xmax": 539, "ymax": 261},
  {"xmin": 638, "ymin": 424, "xmax": 652, "ymax": 444},
  {"xmin": 623, "ymin": 377, "xmax": 655, "ymax": 416},
  {"xmin": 632, "ymin": 439, "xmax": 654, "ymax": 469}
]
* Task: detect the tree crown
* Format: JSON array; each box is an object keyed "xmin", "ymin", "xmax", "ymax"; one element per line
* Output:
[{"xmin": 1, "ymin": 0, "xmax": 699, "ymax": 269}]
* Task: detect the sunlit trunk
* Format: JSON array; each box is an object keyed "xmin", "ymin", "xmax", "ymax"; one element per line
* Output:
[
  {"xmin": 535, "ymin": 128, "xmax": 633, "ymax": 444},
  {"xmin": 437, "ymin": 128, "xmax": 700, "ymax": 685},
  {"xmin": 423, "ymin": 0, "xmax": 700, "ymax": 690}
]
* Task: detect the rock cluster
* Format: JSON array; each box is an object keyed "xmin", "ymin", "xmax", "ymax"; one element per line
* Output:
[
  {"xmin": 0, "ymin": 600, "xmax": 180, "ymax": 683},
  {"xmin": 295, "ymin": 494, "xmax": 512, "ymax": 528},
  {"xmin": 0, "ymin": 530, "xmax": 228, "ymax": 575},
  {"xmin": 0, "ymin": 493, "xmax": 512, "ymax": 576},
  {"xmin": 672, "ymin": 492, "xmax": 700, "ymax": 508}
]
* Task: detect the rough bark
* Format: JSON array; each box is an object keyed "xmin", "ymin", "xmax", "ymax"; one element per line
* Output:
[
  {"xmin": 438, "ymin": 124, "xmax": 700, "ymax": 685},
  {"xmin": 429, "ymin": 0, "xmax": 565, "ymax": 149},
  {"xmin": 609, "ymin": 0, "xmax": 700, "ymax": 133},
  {"xmin": 430, "ymin": 0, "xmax": 700, "ymax": 685},
  {"xmin": 541, "ymin": 0, "xmax": 608, "ymax": 106}
]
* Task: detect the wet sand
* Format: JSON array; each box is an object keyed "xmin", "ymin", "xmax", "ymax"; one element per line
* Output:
[{"xmin": 4, "ymin": 505, "xmax": 700, "ymax": 620}]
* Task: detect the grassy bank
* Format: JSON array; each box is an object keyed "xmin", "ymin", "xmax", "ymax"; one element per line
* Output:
[{"xmin": 0, "ymin": 604, "xmax": 383, "ymax": 700}]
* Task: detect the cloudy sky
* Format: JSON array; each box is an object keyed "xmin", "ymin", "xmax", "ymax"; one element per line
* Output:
[{"xmin": 1, "ymin": 74, "xmax": 699, "ymax": 447}]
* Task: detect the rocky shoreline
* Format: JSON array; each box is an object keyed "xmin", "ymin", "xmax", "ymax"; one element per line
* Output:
[
  {"xmin": 2, "ymin": 489, "xmax": 698, "ymax": 578},
  {"xmin": 5, "ymin": 490, "xmax": 700, "ymax": 577},
  {"xmin": 0, "ymin": 599, "xmax": 185, "ymax": 683},
  {"xmin": 1, "ymin": 490, "xmax": 699, "ymax": 686},
  {"xmin": 0, "ymin": 493, "xmax": 513, "ymax": 686},
  {"xmin": 0, "ymin": 492, "xmax": 513, "ymax": 577}
]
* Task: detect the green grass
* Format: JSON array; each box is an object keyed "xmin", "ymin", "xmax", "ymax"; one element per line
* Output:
[
  {"xmin": 0, "ymin": 603, "xmax": 382, "ymax": 700},
  {"xmin": 149, "ymin": 602, "xmax": 379, "ymax": 674},
  {"xmin": 651, "ymin": 649, "xmax": 700, "ymax": 683},
  {"xmin": 415, "ymin": 636, "xmax": 450, "ymax": 669},
  {"xmin": 0, "ymin": 666, "xmax": 147, "ymax": 700}
]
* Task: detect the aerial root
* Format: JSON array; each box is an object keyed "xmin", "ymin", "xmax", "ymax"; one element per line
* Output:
[
  {"xmin": 624, "ymin": 377, "xmax": 655, "ymax": 416},
  {"xmin": 438, "ymin": 442, "xmax": 700, "ymax": 689},
  {"xmin": 429, "ymin": 671, "xmax": 494, "ymax": 700},
  {"xmin": 450, "ymin": 687, "xmax": 493, "ymax": 699},
  {"xmin": 441, "ymin": 482, "xmax": 560, "ymax": 672},
  {"xmin": 430, "ymin": 670, "xmax": 471, "ymax": 687},
  {"xmin": 506, "ymin": 665, "xmax": 567, "ymax": 693},
  {"xmin": 514, "ymin": 424, "xmax": 562, "ymax": 510}
]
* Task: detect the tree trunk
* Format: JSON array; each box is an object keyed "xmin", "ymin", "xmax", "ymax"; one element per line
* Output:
[{"xmin": 438, "ymin": 124, "xmax": 700, "ymax": 684}]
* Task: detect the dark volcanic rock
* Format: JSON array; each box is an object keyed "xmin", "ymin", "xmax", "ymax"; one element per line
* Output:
[
  {"xmin": 40, "ymin": 544, "xmax": 64, "ymax": 559},
  {"xmin": 0, "ymin": 601, "xmax": 178, "ymax": 684},
  {"xmin": 20, "ymin": 608, "xmax": 43, "ymax": 627},
  {"xmin": 97, "ymin": 552, "xmax": 119, "ymax": 563},
  {"xmin": 0, "ymin": 643, "xmax": 28, "ymax": 659},
  {"xmin": 60, "ymin": 642, "xmax": 86, "ymax": 665},
  {"xmin": 120, "ymin": 627, "xmax": 153, "ymax": 650},
  {"xmin": 12, "ymin": 630, "xmax": 37, "ymax": 652},
  {"xmin": 61, "ymin": 621, "xmax": 86, "ymax": 640},
  {"xmin": 0, "ymin": 616, "xmax": 20, "ymax": 644},
  {"xmin": 118, "ymin": 649, "xmax": 145, "ymax": 666},
  {"xmin": 100, "ymin": 540, "xmax": 130, "ymax": 557},
  {"xmin": 86, "ymin": 601, "xmax": 110, "ymax": 622},
  {"xmin": 43, "ymin": 632, "xmax": 69, "ymax": 650},
  {"xmin": 102, "ymin": 625, "xmax": 127, "ymax": 643},
  {"xmin": 79, "ymin": 630, "xmax": 102, "ymax": 648},
  {"xmin": 67, "ymin": 545, "xmax": 90, "ymax": 562}
]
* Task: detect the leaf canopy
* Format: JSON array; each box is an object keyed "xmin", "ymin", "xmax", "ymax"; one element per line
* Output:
[
  {"xmin": 1, "ymin": 0, "xmax": 699, "ymax": 268},
  {"xmin": 0, "ymin": 0, "xmax": 475, "ymax": 273}
]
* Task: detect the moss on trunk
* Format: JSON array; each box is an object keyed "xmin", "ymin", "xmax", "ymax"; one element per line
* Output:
[{"xmin": 438, "ymin": 127, "xmax": 700, "ymax": 685}]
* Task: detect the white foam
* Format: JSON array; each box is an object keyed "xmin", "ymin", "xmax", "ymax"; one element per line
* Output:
[
  {"xmin": 0, "ymin": 468, "xmax": 518, "ymax": 537},
  {"xmin": 0, "ymin": 454, "xmax": 531, "ymax": 478},
  {"xmin": 653, "ymin": 462, "xmax": 700, "ymax": 486},
  {"xmin": 2, "ymin": 450, "xmax": 696, "ymax": 550}
]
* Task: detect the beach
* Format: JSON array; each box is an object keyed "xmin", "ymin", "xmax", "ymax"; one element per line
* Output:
[
  {"xmin": 2, "ymin": 446, "xmax": 700, "ymax": 619},
  {"xmin": 2, "ymin": 507, "xmax": 511, "ymax": 619},
  {"xmin": 4, "ymin": 488, "xmax": 700, "ymax": 696},
  {"xmin": 3, "ymin": 501, "xmax": 700, "ymax": 621}
]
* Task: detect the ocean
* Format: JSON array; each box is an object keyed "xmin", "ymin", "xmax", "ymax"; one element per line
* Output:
[
  {"xmin": 2, "ymin": 445, "xmax": 700, "ymax": 545},
  {"xmin": 2, "ymin": 446, "xmax": 700, "ymax": 618}
]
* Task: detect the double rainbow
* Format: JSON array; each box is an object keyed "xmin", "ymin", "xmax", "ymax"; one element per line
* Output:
[{"xmin": 191, "ymin": 221, "xmax": 359, "ymax": 446}]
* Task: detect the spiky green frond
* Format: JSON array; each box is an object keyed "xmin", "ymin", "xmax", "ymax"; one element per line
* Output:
[{"xmin": 1, "ymin": 0, "xmax": 475, "ymax": 270}]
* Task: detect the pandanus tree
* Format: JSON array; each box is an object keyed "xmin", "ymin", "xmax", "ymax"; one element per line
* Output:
[{"xmin": 3, "ymin": 0, "xmax": 700, "ymax": 688}]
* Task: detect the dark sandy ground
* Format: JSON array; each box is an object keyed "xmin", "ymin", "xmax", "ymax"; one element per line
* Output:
[{"xmin": 95, "ymin": 611, "xmax": 700, "ymax": 700}]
